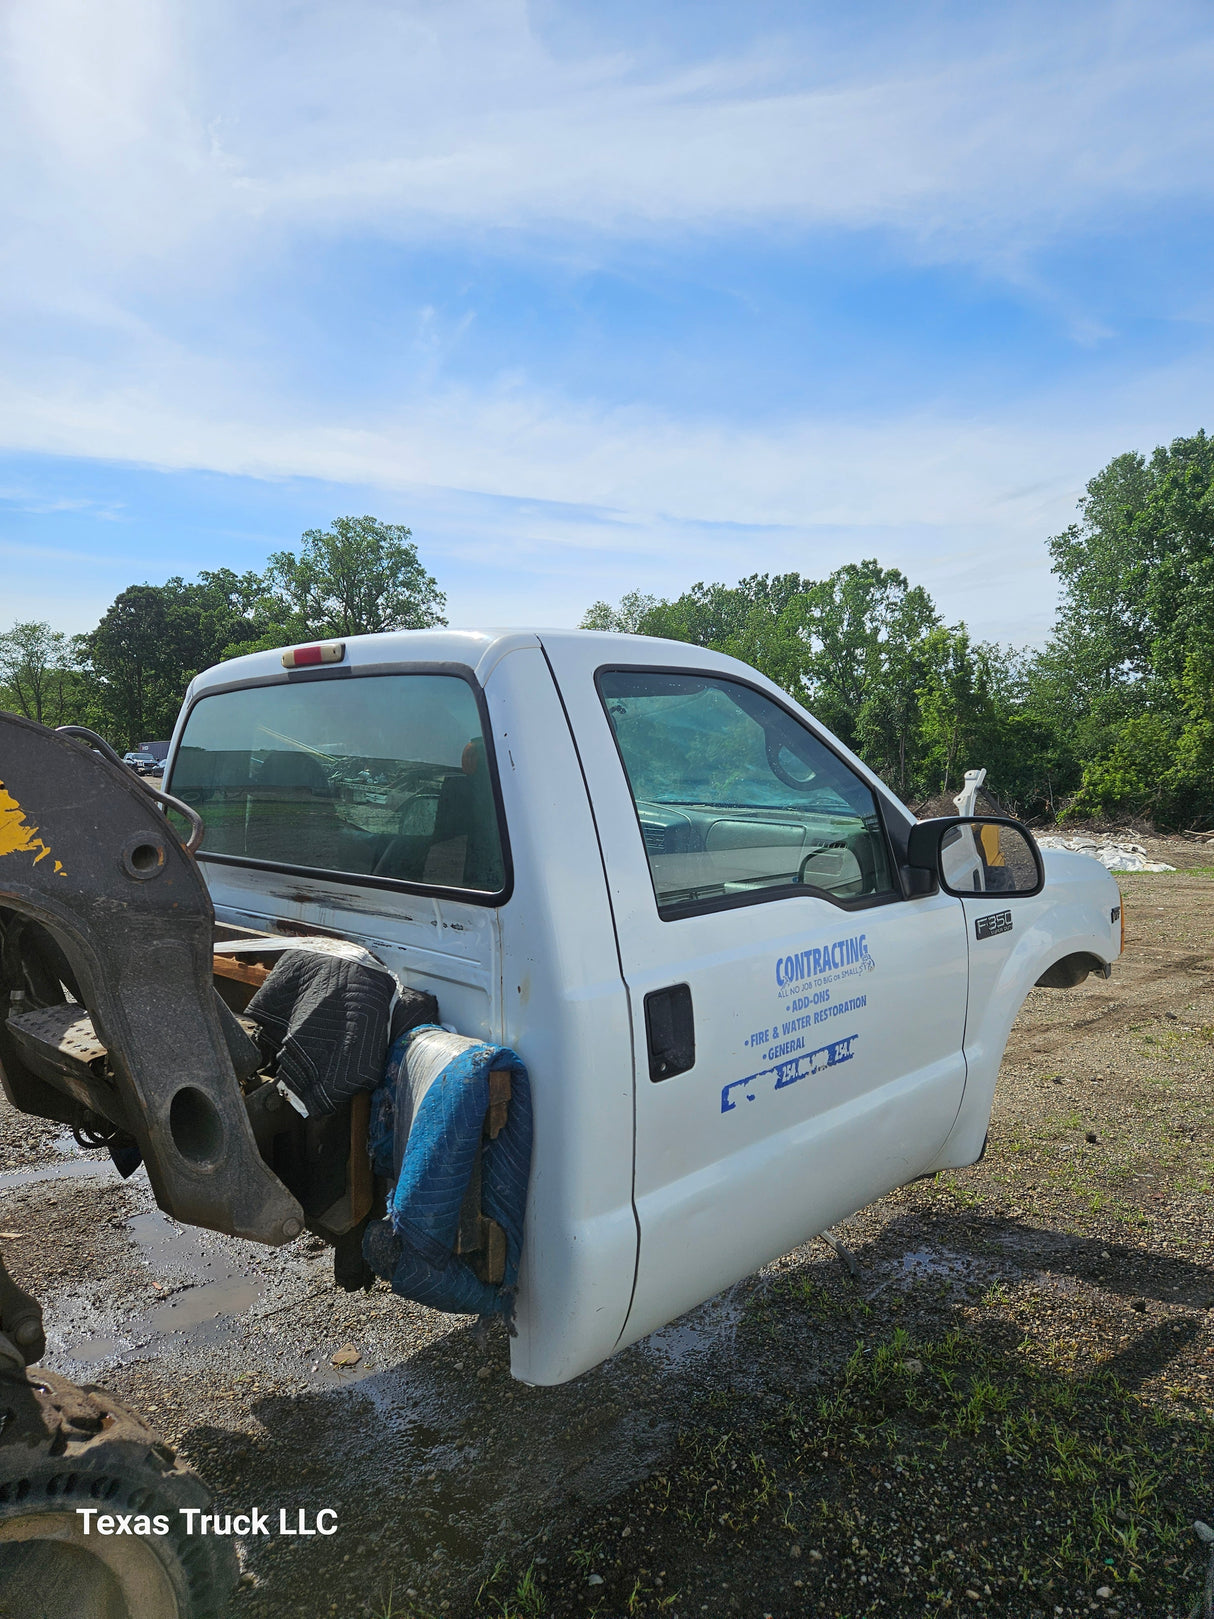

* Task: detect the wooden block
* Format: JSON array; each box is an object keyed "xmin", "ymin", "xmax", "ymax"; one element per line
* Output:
[
  {"xmin": 455, "ymin": 1154, "xmax": 484, "ymax": 1256},
  {"xmin": 212, "ymin": 956, "xmax": 273, "ymax": 989},
  {"xmin": 476, "ymin": 1218, "xmax": 507, "ymax": 1285},
  {"xmin": 347, "ymin": 1091, "xmax": 373, "ymax": 1224},
  {"xmin": 486, "ymin": 1068, "xmax": 511, "ymax": 1139}
]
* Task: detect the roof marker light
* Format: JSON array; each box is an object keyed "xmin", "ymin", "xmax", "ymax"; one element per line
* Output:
[{"xmin": 282, "ymin": 642, "xmax": 346, "ymax": 669}]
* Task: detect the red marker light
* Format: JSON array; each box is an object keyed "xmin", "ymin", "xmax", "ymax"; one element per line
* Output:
[{"xmin": 281, "ymin": 642, "xmax": 345, "ymax": 669}]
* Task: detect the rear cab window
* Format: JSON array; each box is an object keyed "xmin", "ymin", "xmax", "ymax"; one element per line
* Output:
[
  {"xmin": 597, "ymin": 668, "xmax": 896, "ymax": 916},
  {"xmin": 169, "ymin": 672, "xmax": 508, "ymax": 899}
]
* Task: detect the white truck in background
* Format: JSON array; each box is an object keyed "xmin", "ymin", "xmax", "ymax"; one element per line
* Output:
[{"xmin": 167, "ymin": 629, "xmax": 1123, "ymax": 1384}]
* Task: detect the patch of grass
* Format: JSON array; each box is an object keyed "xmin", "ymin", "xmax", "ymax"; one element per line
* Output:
[
  {"xmin": 1117, "ymin": 866, "xmax": 1214, "ymax": 878},
  {"xmin": 484, "ymin": 1564, "xmax": 546, "ymax": 1619},
  {"xmin": 480, "ymin": 1321, "xmax": 1212, "ymax": 1616},
  {"xmin": 782, "ymin": 1275, "xmax": 852, "ymax": 1317},
  {"xmin": 566, "ymin": 1543, "xmax": 604, "ymax": 1575},
  {"xmin": 1175, "ymin": 1157, "xmax": 1214, "ymax": 1194},
  {"xmin": 1000, "ymin": 1132, "xmax": 1038, "ymax": 1155},
  {"xmin": 933, "ymin": 1172, "xmax": 985, "ymax": 1208},
  {"xmin": 797, "ymin": 1326, "xmax": 1213, "ymax": 1585}
]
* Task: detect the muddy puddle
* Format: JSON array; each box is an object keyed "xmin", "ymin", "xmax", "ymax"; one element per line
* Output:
[
  {"xmin": 641, "ymin": 1283, "xmax": 747, "ymax": 1365},
  {"xmin": 0, "ymin": 1131, "xmax": 117, "ymax": 1191},
  {"xmin": 62, "ymin": 1207, "xmax": 271, "ymax": 1367},
  {"xmin": 860, "ymin": 1240, "xmax": 1002, "ymax": 1303},
  {"xmin": 0, "ymin": 1156, "xmax": 114, "ymax": 1190},
  {"xmin": 889, "ymin": 1245, "xmax": 988, "ymax": 1286},
  {"xmin": 0, "ymin": 1137, "xmax": 286, "ymax": 1374}
]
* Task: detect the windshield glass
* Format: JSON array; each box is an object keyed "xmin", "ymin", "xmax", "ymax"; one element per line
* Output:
[{"xmin": 169, "ymin": 674, "xmax": 506, "ymax": 895}]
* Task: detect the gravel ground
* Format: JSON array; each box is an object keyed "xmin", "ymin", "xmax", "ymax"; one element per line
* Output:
[{"xmin": 2, "ymin": 836, "xmax": 1211, "ymax": 1619}]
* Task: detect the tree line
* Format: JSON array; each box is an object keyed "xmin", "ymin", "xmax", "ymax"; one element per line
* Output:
[
  {"xmin": 0, "ymin": 517, "xmax": 445, "ymax": 747},
  {"xmin": 4, "ymin": 435, "xmax": 1212, "ymax": 826},
  {"xmin": 581, "ymin": 431, "xmax": 1214, "ymax": 829}
]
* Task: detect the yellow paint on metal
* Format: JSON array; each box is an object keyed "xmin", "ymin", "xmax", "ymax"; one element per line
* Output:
[
  {"xmin": 980, "ymin": 823, "xmax": 1005, "ymax": 866},
  {"xmin": 0, "ymin": 782, "xmax": 65, "ymax": 874}
]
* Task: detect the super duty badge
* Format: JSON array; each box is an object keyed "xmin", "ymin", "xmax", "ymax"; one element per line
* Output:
[{"xmin": 975, "ymin": 910, "xmax": 1013, "ymax": 941}]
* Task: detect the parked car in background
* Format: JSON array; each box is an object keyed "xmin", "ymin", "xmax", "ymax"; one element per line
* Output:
[{"xmin": 121, "ymin": 751, "xmax": 159, "ymax": 774}]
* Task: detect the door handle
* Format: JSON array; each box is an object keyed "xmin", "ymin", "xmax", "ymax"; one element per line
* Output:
[{"xmin": 644, "ymin": 984, "xmax": 695, "ymax": 1081}]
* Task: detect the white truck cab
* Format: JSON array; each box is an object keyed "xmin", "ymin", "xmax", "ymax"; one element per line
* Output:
[{"xmin": 165, "ymin": 629, "xmax": 1123, "ymax": 1385}]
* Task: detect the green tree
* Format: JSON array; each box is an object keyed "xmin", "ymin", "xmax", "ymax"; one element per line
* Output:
[
  {"xmin": 1042, "ymin": 430, "xmax": 1214, "ymax": 824},
  {"xmin": 170, "ymin": 568, "xmax": 273, "ymax": 665},
  {"xmin": 586, "ymin": 574, "xmax": 813, "ymax": 693},
  {"xmin": 1048, "ymin": 451, "xmax": 1155, "ymax": 692},
  {"xmin": 792, "ymin": 561, "xmax": 940, "ymax": 794},
  {"xmin": 82, "ymin": 586, "xmax": 179, "ymax": 746},
  {"xmin": 77, "ymin": 520, "xmax": 449, "ymax": 745},
  {"xmin": 580, "ymin": 591, "xmax": 660, "ymax": 633},
  {"xmin": 262, "ymin": 516, "xmax": 446, "ymax": 641},
  {"xmin": 1132, "ymin": 433, "xmax": 1214, "ymax": 697},
  {"xmin": 641, "ymin": 574, "xmax": 809, "ymax": 656},
  {"xmin": 0, "ymin": 620, "xmax": 78, "ymax": 727},
  {"xmin": 915, "ymin": 627, "xmax": 998, "ymax": 796},
  {"xmin": 79, "ymin": 570, "xmax": 276, "ymax": 744}
]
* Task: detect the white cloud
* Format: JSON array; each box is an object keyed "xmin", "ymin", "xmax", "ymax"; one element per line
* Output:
[
  {"xmin": 1, "ymin": 339, "xmax": 1205, "ymax": 644},
  {"xmin": 0, "ymin": 367, "xmax": 1079, "ymax": 532},
  {"xmin": 4, "ymin": 0, "xmax": 1214, "ymax": 286},
  {"xmin": 3, "ymin": 1, "xmax": 1213, "ymax": 645}
]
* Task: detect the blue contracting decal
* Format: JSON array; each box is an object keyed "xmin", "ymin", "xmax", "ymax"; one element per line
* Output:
[
  {"xmin": 721, "ymin": 1034, "xmax": 858, "ymax": 1113},
  {"xmin": 775, "ymin": 933, "xmax": 874, "ymax": 1001}
]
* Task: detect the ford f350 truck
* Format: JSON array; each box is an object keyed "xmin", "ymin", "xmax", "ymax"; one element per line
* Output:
[
  {"xmin": 0, "ymin": 628, "xmax": 1122, "ymax": 1613},
  {"xmin": 2, "ymin": 626, "xmax": 1124, "ymax": 1381}
]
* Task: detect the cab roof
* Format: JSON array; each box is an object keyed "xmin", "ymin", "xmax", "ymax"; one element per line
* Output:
[{"xmin": 187, "ymin": 627, "xmax": 744, "ymax": 698}]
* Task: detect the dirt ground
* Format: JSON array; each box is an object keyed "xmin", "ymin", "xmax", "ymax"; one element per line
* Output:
[{"xmin": 2, "ymin": 836, "xmax": 1212, "ymax": 1619}]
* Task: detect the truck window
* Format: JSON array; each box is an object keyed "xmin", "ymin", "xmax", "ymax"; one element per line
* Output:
[
  {"xmin": 598, "ymin": 669, "xmax": 895, "ymax": 915},
  {"xmin": 169, "ymin": 674, "xmax": 507, "ymax": 897}
]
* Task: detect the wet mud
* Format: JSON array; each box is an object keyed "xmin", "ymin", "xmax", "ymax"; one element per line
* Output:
[{"xmin": 1, "ymin": 850, "xmax": 1212, "ymax": 1617}]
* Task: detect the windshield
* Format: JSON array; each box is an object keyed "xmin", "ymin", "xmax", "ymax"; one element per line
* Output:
[{"xmin": 169, "ymin": 673, "xmax": 506, "ymax": 895}]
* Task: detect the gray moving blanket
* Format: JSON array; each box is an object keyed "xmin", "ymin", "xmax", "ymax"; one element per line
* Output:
[{"xmin": 245, "ymin": 949, "xmax": 435, "ymax": 1116}]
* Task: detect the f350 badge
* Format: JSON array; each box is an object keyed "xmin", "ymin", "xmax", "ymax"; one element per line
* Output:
[{"xmin": 974, "ymin": 910, "xmax": 1013, "ymax": 940}]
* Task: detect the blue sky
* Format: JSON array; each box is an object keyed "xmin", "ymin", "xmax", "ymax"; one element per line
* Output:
[{"xmin": 3, "ymin": 0, "xmax": 1213, "ymax": 644}]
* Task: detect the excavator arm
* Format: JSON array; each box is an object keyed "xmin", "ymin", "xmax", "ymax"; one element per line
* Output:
[{"xmin": 0, "ymin": 711, "xmax": 303, "ymax": 1245}]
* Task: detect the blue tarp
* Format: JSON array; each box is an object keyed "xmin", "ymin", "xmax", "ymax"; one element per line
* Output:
[{"xmin": 363, "ymin": 1026, "xmax": 532, "ymax": 1322}]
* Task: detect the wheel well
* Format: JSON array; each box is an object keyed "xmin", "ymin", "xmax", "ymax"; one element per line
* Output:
[{"xmin": 1035, "ymin": 951, "xmax": 1111, "ymax": 989}]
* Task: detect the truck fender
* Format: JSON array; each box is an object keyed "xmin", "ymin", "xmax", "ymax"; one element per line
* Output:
[{"xmin": 925, "ymin": 853, "xmax": 1121, "ymax": 1173}]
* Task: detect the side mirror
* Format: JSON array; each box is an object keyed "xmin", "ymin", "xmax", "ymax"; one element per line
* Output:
[{"xmin": 906, "ymin": 816, "xmax": 1044, "ymax": 899}]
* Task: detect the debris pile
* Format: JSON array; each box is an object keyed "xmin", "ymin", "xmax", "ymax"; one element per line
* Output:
[{"xmin": 1035, "ymin": 835, "xmax": 1175, "ymax": 872}]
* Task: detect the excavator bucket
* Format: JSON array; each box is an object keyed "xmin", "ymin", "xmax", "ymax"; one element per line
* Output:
[{"xmin": 0, "ymin": 712, "xmax": 303, "ymax": 1245}]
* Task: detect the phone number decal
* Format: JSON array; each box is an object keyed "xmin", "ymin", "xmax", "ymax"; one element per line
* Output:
[{"xmin": 721, "ymin": 1034, "xmax": 858, "ymax": 1113}]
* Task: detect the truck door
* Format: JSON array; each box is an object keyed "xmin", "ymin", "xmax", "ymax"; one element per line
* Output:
[{"xmin": 541, "ymin": 639, "xmax": 971, "ymax": 1352}]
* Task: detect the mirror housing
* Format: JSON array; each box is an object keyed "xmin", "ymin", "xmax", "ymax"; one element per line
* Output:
[
  {"xmin": 906, "ymin": 816, "xmax": 1044, "ymax": 899},
  {"xmin": 899, "ymin": 863, "xmax": 938, "ymax": 898}
]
